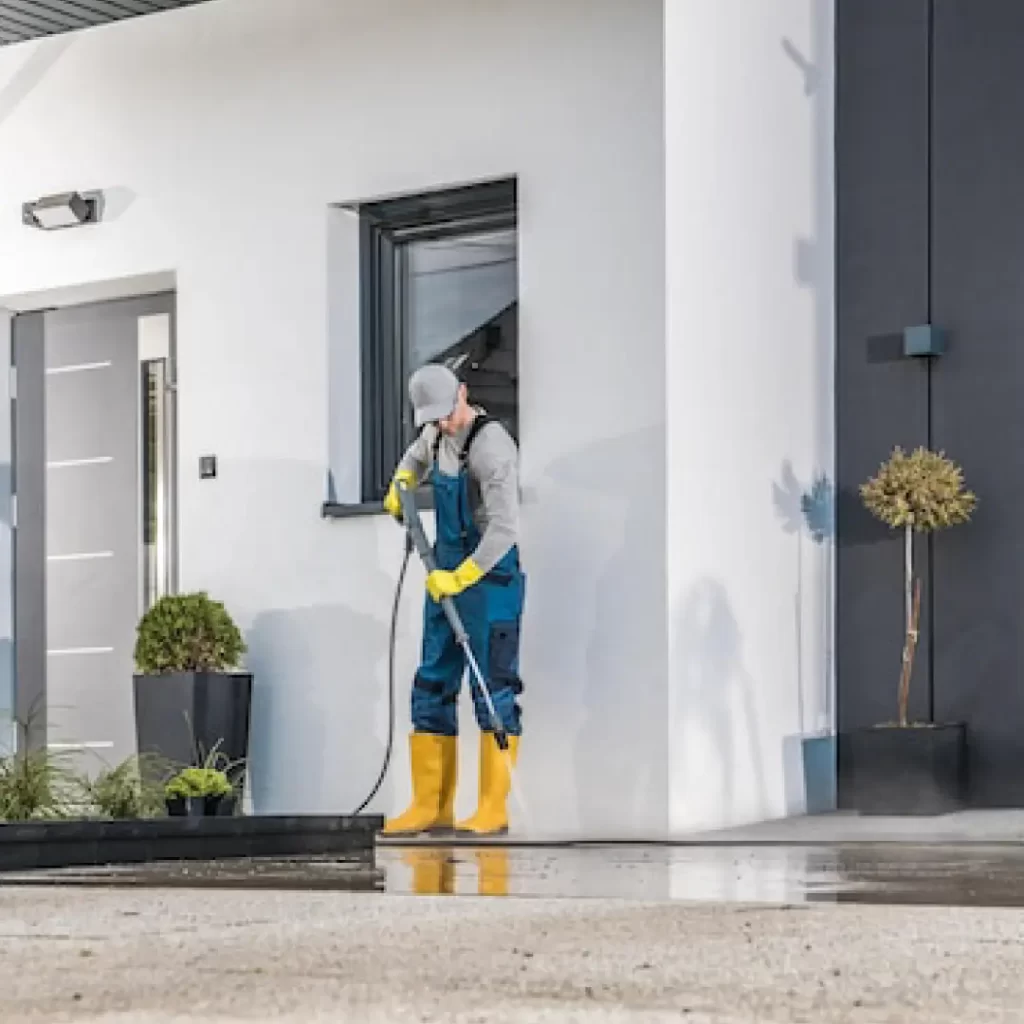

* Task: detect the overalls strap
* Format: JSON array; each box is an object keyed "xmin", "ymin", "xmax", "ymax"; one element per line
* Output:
[{"xmin": 431, "ymin": 413, "xmax": 499, "ymax": 469}]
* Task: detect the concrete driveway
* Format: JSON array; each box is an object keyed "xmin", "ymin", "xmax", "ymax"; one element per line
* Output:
[{"xmin": 2, "ymin": 877, "xmax": 1024, "ymax": 1023}]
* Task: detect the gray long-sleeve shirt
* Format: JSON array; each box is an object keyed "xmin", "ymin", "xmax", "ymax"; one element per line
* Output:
[{"xmin": 397, "ymin": 409, "xmax": 520, "ymax": 574}]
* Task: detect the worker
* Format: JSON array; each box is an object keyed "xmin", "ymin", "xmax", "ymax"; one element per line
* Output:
[{"xmin": 381, "ymin": 362, "xmax": 524, "ymax": 837}]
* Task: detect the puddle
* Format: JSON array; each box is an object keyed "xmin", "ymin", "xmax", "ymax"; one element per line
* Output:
[
  {"xmin": 376, "ymin": 843, "xmax": 1024, "ymax": 907},
  {"xmin": 5, "ymin": 843, "xmax": 1024, "ymax": 908}
]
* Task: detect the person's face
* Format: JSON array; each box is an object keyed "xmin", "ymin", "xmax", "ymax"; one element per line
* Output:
[{"xmin": 437, "ymin": 384, "xmax": 469, "ymax": 436}]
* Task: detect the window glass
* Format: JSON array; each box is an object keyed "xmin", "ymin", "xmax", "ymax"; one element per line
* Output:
[
  {"xmin": 353, "ymin": 179, "xmax": 518, "ymax": 503},
  {"xmin": 400, "ymin": 227, "xmax": 518, "ymax": 446},
  {"xmin": 404, "ymin": 228, "xmax": 517, "ymax": 369}
]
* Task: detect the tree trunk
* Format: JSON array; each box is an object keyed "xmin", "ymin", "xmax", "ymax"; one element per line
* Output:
[{"xmin": 897, "ymin": 524, "xmax": 921, "ymax": 727}]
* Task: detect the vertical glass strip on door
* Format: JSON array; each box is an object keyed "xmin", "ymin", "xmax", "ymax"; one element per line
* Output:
[{"xmin": 141, "ymin": 358, "xmax": 169, "ymax": 612}]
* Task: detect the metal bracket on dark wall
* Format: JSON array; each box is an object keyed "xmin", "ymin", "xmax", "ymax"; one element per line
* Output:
[{"xmin": 903, "ymin": 323, "xmax": 946, "ymax": 358}]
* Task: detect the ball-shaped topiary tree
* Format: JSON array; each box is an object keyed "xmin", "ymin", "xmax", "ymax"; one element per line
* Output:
[
  {"xmin": 134, "ymin": 591, "xmax": 246, "ymax": 675},
  {"xmin": 860, "ymin": 446, "xmax": 976, "ymax": 727}
]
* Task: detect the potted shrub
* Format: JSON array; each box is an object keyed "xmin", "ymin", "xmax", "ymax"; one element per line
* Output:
[
  {"xmin": 164, "ymin": 766, "xmax": 232, "ymax": 817},
  {"xmin": 132, "ymin": 592, "xmax": 252, "ymax": 798},
  {"xmin": 839, "ymin": 446, "xmax": 977, "ymax": 815}
]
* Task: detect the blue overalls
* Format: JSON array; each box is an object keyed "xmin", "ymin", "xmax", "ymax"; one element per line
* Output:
[{"xmin": 411, "ymin": 418, "xmax": 525, "ymax": 738}]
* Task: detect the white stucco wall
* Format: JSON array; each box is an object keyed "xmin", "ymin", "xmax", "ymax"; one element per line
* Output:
[
  {"xmin": 0, "ymin": 0, "xmax": 667, "ymax": 836},
  {"xmin": 665, "ymin": 0, "xmax": 836, "ymax": 831}
]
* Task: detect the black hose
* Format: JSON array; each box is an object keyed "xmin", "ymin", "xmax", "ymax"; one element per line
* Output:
[{"xmin": 351, "ymin": 532, "xmax": 413, "ymax": 816}]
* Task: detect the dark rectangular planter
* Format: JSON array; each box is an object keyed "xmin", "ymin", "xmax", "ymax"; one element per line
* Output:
[
  {"xmin": 838, "ymin": 722, "xmax": 968, "ymax": 815},
  {"xmin": 0, "ymin": 815, "xmax": 383, "ymax": 873},
  {"xmin": 133, "ymin": 671, "xmax": 253, "ymax": 774}
]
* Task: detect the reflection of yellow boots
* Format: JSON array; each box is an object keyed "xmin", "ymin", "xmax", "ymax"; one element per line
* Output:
[
  {"xmin": 383, "ymin": 733, "xmax": 457, "ymax": 836},
  {"xmin": 402, "ymin": 849, "xmax": 455, "ymax": 895},
  {"xmin": 475, "ymin": 849, "xmax": 509, "ymax": 896},
  {"xmin": 455, "ymin": 733, "xmax": 520, "ymax": 836}
]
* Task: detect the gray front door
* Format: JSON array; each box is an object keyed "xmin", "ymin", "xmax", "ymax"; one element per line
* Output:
[{"xmin": 12, "ymin": 293, "xmax": 175, "ymax": 772}]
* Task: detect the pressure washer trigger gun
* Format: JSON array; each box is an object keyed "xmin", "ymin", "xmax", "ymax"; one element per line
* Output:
[{"xmin": 396, "ymin": 480, "xmax": 510, "ymax": 752}]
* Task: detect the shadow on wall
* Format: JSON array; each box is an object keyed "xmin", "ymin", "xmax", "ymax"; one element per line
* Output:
[
  {"xmin": 773, "ymin": 460, "xmax": 836, "ymax": 814},
  {"xmin": 771, "ymin": 459, "xmax": 835, "ymax": 736},
  {"xmin": 783, "ymin": 0, "xmax": 833, "ymax": 426},
  {"xmin": 245, "ymin": 601, "xmax": 391, "ymax": 816},
  {"xmin": 539, "ymin": 425, "xmax": 668, "ymax": 837},
  {"xmin": 180, "ymin": 455, "xmax": 410, "ymax": 817},
  {"xmin": 97, "ymin": 187, "xmax": 138, "ymax": 223},
  {"xmin": 0, "ymin": 35, "xmax": 73, "ymax": 130},
  {"xmin": 672, "ymin": 576, "xmax": 769, "ymax": 830},
  {"xmin": 775, "ymin": 0, "xmax": 838, "ymax": 816},
  {"xmin": 773, "ymin": 460, "xmax": 810, "ymax": 740}
]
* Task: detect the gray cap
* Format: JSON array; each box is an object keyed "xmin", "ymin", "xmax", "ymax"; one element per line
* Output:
[{"xmin": 409, "ymin": 363, "xmax": 460, "ymax": 427}]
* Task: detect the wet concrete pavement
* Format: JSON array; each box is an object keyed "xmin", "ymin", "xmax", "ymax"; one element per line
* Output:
[
  {"xmin": 4, "ymin": 844, "xmax": 1024, "ymax": 1021},
  {"xmin": 6, "ymin": 842, "xmax": 1024, "ymax": 909},
  {"xmin": 4, "ymin": 877, "xmax": 1024, "ymax": 1022}
]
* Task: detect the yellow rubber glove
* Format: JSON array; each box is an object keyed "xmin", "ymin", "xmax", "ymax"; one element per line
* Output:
[
  {"xmin": 384, "ymin": 469, "xmax": 417, "ymax": 521},
  {"xmin": 426, "ymin": 558, "xmax": 484, "ymax": 603}
]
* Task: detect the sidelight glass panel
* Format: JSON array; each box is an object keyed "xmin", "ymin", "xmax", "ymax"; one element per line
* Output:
[{"xmin": 141, "ymin": 359, "xmax": 169, "ymax": 612}]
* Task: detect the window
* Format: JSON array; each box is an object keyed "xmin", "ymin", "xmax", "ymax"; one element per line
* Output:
[{"xmin": 356, "ymin": 178, "xmax": 518, "ymax": 503}]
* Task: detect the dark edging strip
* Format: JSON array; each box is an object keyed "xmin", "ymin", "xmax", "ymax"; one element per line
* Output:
[{"xmin": 0, "ymin": 814, "xmax": 383, "ymax": 872}]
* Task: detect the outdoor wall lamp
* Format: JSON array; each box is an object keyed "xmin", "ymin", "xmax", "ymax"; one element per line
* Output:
[{"xmin": 22, "ymin": 190, "xmax": 103, "ymax": 231}]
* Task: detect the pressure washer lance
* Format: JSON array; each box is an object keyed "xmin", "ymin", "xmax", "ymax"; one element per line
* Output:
[{"xmin": 397, "ymin": 481, "xmax": 511, "ymax": 752}]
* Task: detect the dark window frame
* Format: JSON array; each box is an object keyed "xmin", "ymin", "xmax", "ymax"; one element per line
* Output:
[{"xmin": 356, "ymin": 177, "xmax": 518, "ymax": 504}]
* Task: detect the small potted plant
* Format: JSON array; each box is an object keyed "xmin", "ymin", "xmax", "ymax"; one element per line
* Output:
[
  {"xmin": 132, "ymin": 592, "xmax": 252, "ymax": 790},
  {"xmin": 839, "ymin": 446, "xmax": 977, "ymax": 814},
  {"xmin": 164, "ymin": 766, "xmax": 233, "ymax": 817}
]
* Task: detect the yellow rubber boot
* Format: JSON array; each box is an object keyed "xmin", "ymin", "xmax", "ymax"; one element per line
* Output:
[
  {"xmin": 383, "ymin": 733, "xmax": 453, "ymax": 836},
  {"xmin": 431, "ymin": 735, "xmax": 458, "ymax": 834},
  {"xmin": 455, "ymin": 733, "xmax": 520, "ymax": 836}
]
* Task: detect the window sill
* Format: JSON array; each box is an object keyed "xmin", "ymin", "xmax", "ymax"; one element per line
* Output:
[
  {"xmin": 320, "ymin": 501, "xmax": 385, "ymax": 520},
  {"xmin": 321, "ymin": 489, "xmax": 434, "ymax": 521}
]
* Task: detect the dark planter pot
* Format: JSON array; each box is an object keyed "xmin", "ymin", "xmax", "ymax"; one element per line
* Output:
[
  {"xmin": 166, "ymin": 794, "xmax": 228, "ymax": 818},
  {"xmin": 838, "ymin": 722, "xmax": 968, "ymax": 815},
  {"xmin": 133, "ymin": 671, "xmax": 252, "ymax": 775}
]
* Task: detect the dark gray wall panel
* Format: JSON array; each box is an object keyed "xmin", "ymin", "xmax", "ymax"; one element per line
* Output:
[
  {"xmin": 930, "ymin": 0, "xmax": 1024, "ymax": 806},
  {"xmin": 835, "ymin": 0, "xmax": 933, "ymax": 744}
]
